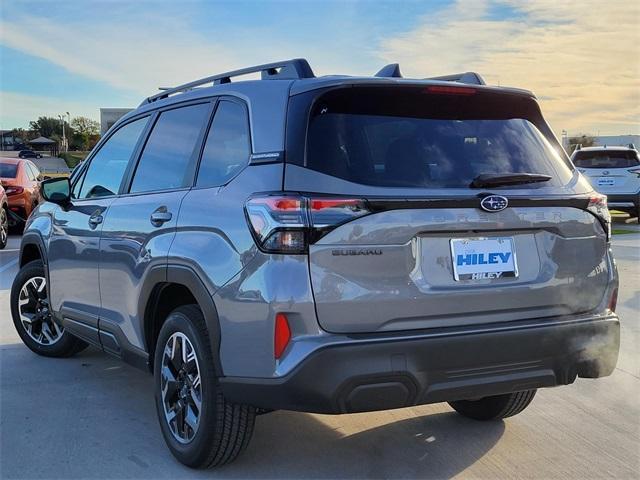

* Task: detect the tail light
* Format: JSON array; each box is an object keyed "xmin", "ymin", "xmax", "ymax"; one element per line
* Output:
[
  {"xmin": 245, "ymin": 194, "xmax": 370, "ymax": 254},
  {"xmin": 628, "ymin": 168, "xmax": 640, "ymax": 178},
  {"xmin": 587, "ymin": 194, "xmax": 611, "ymax": 241},
  {"xmin": 4, "ymin": 186, "xmax": 24, "ymax": 196}
]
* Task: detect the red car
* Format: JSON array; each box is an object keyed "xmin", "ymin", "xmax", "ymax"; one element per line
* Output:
[
  {"xmin": 0, "ymin": 183, "xmax": 7, "ymax": 249},
  {"xmin": 0, "ymin": 157, "xmax": 43, "ymax": 230}
]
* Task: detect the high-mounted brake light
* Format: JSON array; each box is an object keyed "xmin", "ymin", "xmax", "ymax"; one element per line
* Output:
[
  {"xmin": 424, "ymin": 85, "xmax": 477, "ymax": 96},
  {"xmin": 274, "ymin": 313, "xmax": 291, "ymax": 359},
  {"xmin": 245, "ymin": 194, "xmax": 370, "ymax": 253},
  {"xmin": 587, "ymin": 194, "xmax": 611, "ymax": 241}
]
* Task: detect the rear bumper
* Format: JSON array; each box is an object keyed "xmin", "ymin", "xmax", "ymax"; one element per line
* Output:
[{"xmin": 220, "ymin": 315, "xmax": 619, "ymax": 414}]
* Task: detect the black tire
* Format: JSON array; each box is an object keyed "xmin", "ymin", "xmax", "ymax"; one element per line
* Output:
[
  {"xmin": 11, "ymin": 259, "xmax": 88, "ymax": 357},
  {"xmin": 0, "ymin": 207, "xmax": 8, "ymax": 249},
  {"xmin": 154, "ymin": 305, "xmax": 255, "ymax": 468},
  {"xmin": 448, "ymin": 390, "xmax": 537, "ymax": 421}
]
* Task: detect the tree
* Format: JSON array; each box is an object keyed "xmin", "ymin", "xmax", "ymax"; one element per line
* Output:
[
  {"xmin": 71, "ymin": 117, "xmax": 100, "ymax": 136},
  {"xmin": 29, "ymin": 116, "xmax": 64, "ymax": 138},
  {"xmin": 70, "ymin": 117, "xmax": 100, "ymax": 150}
]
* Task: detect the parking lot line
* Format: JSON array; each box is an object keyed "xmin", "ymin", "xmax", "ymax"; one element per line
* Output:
[{"xmin": 0, "ymin": 258, "xmax": 18, "ymax": 274}]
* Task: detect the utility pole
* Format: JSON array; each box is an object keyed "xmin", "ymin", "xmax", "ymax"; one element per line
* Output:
[
  {"xmin": 66, "ymin": 112, "xmax": 70, "ymax": 152},
  {"xmin": 58, "ymin": 115, "xmax": 66, "ymax": 154}
]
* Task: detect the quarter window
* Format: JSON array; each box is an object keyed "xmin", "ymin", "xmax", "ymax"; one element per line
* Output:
[
  {"xmin": 76, "ymin": 117, "xmax": 148, "ymax": 199},
  {"xmin": 25, "ymin": 163, "xmax": 38, "ymax": 181},
  {"xmin": 130, "ymin": 103, "xmax": 210, "ymax": 193},
  {"xmin": 196, "ymin": 101, "xmax": 250, "ymax": 187}
]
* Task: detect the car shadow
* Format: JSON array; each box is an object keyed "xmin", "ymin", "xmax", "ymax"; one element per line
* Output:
[
  {"xmin": 0, "ymin": 345, "xmax": 504, "ymax": 479},
  {"xmin": 227, "ymin": 409, "xmax": 504, "ymax": 479}
]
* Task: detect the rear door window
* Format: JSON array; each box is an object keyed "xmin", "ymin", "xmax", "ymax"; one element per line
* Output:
[
  {"xmin": 130, "ymin": 103, "xmax": 210, "ymax": 193},
  {"xmin": 573, "ymin": 151, "xmax": 639, "ymax": 168},
  {"xmin": 299, "ymin": 87, "xmax": 573, "ymax": 189},
  {"xmin": 0, "ymin": 163, "xmax": 18, "ymax": 178},
  {"xmin": 196, "ymin": 100, "xmax": 251, "ymax": 187}
]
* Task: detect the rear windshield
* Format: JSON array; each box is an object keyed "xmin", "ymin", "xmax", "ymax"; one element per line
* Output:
[
  {"xmin": 572, "ymin": 150, "xmax": 639, "ymax": 169},
  {"xmin": 0, "ymin": 163, "xmax": 18, "ymax": 178},
  {"xmin": 299, "ymin": 87, "xmax": 573, "ymax": 189}
]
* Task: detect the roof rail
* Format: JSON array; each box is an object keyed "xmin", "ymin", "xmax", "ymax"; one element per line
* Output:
[
  {"xmin": 143, "ymin": 58, "xmax": 315, "ymax": 105},
  {"xmin": 426, "ymin": 72, "xmax": 486, "ymax": 86}
]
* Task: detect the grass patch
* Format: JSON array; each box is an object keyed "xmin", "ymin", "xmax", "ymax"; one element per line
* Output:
[
  {"xmin": 59, "ymin": 151, "xmax": 89, "ymax": 168},
  {"xmin": 612, "ymin": 229, "xmax": 638, "ymax": 235}
]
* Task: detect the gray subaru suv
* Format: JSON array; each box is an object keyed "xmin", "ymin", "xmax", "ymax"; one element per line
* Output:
[{"xmin": 11, "ymin": 59, "xmax": 620, "ymax": 468}]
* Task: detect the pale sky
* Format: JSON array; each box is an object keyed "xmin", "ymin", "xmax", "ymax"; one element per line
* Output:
[{"xmin": 1, "ymin": 0, "xmax": 638, "ymax": 136}]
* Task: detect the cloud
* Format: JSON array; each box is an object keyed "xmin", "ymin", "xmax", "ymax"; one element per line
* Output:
[
  {"xmin": 0, "ymin": 91, "xmax": 99, "ymax": 130},
  {"xmin": 379, "ymin": 0, "xmax": 640, "ymax": 135},
  {"xmin": 1, "ymin": 1, "xmax": 638, "ymax": 135},
  {"xmin": 0, "ymin": 3, "xmax": 375, "ymax": 98},
  {"xmin": 0, "ymin": 12, "xmax": 241, "ymax": 97}
]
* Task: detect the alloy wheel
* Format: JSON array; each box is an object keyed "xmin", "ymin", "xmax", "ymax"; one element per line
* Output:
[
  {"xmin": 0, "ymin": 208, "xmax": 7, "ymax": 246},
  {"xmin": 161, "ymin": 332, "xmax": 203, "ymax": 444},
  {"xmin": 18, "ymin": 276, "xmax": 63, "ymax": 345}
]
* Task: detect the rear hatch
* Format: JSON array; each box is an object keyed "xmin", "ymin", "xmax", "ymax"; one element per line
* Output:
[
  {"xmin": 283, "ymin": 84, "xmax": 612, "ymax": 333},
  {"xmin": 573, "ymin": 149, "xmax": 640, "ymax": 194}
]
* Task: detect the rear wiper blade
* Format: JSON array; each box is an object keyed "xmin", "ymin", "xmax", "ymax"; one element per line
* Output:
[{"xmin": 470, "ymin": 173, "xmax": 552, "ymax": 188}]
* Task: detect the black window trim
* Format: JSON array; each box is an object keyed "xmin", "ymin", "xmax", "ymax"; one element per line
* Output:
[
  {"xmin": 71, "ymin": 113, "xmax": 153, "ymax": 202},
  {"xmin": 191, "ymin": 95, "xmax": 253, "ymax": 191},
  {"xmin": 120, "ymin": 98, "xmax": 216, "ymax": 197}
]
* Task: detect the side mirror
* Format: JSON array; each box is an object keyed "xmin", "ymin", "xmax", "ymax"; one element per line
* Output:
[{"xmin": 41, "ymin": 177, "xmax": 71, "ymax": 206}]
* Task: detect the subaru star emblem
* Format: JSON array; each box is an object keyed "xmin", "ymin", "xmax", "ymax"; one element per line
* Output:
[{"xmin": 480, "ymin": 195, "xmax": 508, "ymax": 212}]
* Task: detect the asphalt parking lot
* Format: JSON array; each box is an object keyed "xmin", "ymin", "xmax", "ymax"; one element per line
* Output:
[{"xmin": 1, "ymin": 233, "xmax": 639, "ymax": 479}]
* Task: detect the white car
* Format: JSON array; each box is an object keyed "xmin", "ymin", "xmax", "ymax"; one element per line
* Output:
[{"xmin": 572, "ymin": 144, "xmax": 640, "ymax": 220}]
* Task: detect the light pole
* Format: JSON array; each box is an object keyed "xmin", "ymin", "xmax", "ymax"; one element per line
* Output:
[
  {"xmin": 58, "ymin": 114, "xmax": 66, "ymax": 154},
  {"xmin": 66, "ymin": 112, "xmax": 70, "ymax": 153}
]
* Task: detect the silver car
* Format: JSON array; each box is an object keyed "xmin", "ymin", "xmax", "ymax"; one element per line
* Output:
[
  {"xmin": 12, "ymin": 59, "xmax": 619, "ymax": 468},
  {"xmin": 572, "ymin": 144, "xmax": 640, "ymax": 220}
]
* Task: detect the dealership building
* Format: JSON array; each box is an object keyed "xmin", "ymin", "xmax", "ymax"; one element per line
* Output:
[{"xmin": 100, "ymin": 108, "xmax": 133, "ymax": 135}]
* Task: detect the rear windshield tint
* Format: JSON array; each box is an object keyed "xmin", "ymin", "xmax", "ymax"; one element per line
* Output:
[
  {"xmin": 572, "ymin": 150, "xmax": 639, "ymax": 169},
  {"xmin": 0, "ymin": 163, "xmax": 18, "ymax": 178},
  {"xmin": 298, "ymin": 87, "xmax": 572, "ymax": 189}
]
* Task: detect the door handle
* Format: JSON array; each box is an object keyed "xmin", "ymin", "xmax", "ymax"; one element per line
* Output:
[{"xmin": 150, "ymin": 208, "xmax": 172, "ymax": 227}]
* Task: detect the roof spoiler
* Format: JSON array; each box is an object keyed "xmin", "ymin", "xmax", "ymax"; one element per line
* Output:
[
  {"xmin": 629, "ymin": 143, "xmax": 636, "ymax": 150},
  {"xmin": 374, "ymin": 64, "xmax": 486, "ymax": 86},
  {"xmin": 143, "ymin": 58, "xmax": 315, "ymax": 105},
  {"xmin": 426, "ymin": 72, "xmax": 486, "ymax": 86}
]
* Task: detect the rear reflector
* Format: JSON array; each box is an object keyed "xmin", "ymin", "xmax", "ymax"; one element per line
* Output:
[
  {"xmin": 608, "ymin": 288, "xmax": 618, "ymax": 312},
  {"xmin": 424, "ymin": 85, "xmax": 477, "ymax": 96},
  {"xmin": 274, "ymin": 313, "xmax": 291, "ymax": 359}
]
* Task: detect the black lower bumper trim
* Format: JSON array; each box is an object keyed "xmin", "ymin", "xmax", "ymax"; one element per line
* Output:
[{"xmin": 220, "ymin": 316, "xmax": 620, "ymax": 414}]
